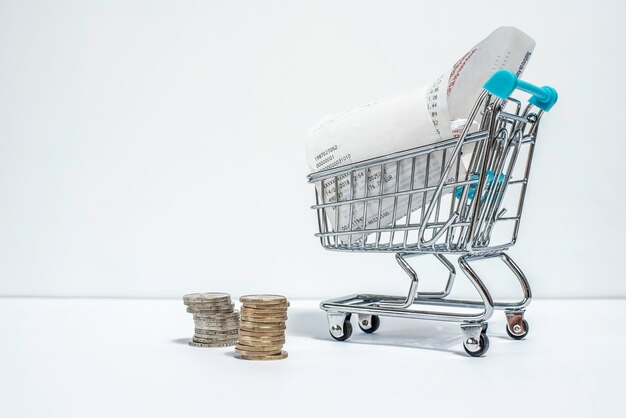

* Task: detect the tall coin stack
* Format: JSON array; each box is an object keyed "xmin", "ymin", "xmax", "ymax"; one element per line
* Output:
[
  {"xmin": 236, "ymin": 295, "xmax": 289, "ymax": 360},
  {"xmin": 183, "ymin": 292, "xmax": 240, "ymax": 347}
]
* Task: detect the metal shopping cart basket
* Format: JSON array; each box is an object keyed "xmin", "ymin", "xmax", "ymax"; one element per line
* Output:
[{"xmin": 307, "ymin": 70, "xmax": 558, "ymax": 356}]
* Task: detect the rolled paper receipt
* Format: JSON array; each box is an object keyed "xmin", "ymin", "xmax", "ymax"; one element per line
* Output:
[{"xmin": 306, "ymin": 26, "xmax": 536, "ymax": 242}]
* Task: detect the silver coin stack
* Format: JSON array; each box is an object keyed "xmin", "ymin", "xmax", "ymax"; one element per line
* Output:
[{"xmin": 183, "ymin": 292, "xmax": 240, "ymax": 347}]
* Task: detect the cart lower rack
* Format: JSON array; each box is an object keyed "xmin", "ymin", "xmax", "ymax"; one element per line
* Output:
[{"xmin": 307, "ymin": 70, "xmax": 558, "ymax": 356}]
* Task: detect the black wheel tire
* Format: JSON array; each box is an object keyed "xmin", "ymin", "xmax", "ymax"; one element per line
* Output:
[
  {"xmin": 330, "ymin": 319, "xmax": 353, "ymax": 341},
  {"xmin": 481, "ymin": 322, "xmax": 488, "ymax": 333},
  {"xmin": 464, "ymin": 333, "xmax": 490, "ymax": 357},
  {"xmin": 359, "ymin": 315, "xmax": 381, "ymax": 334},
  {"xmin": 506, "ymin": 319, "xmax": 529, "ymax": 340}
]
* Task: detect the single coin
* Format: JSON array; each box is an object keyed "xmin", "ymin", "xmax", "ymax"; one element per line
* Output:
[
  {"xmin": 193, "ymin": 319, "xmax": 239, "ymax": 325},
  {"xmin": 189, "ymin": 340, "xmax": 236, "ymax": 348},
  {"xmin": 185, "ymin": 300, "xmax": 233, "ymax": 307},
  {"xmin": 195, "ymin": 331, "xmax": 239, "ymax": 337},
  {"xmin": 193, "ymin": 332, "xmax": 238, "ymax": 339},
  {"xmin": 193, "ymin": 335, "xmax": 238, "ymax": 342},
  {"xmin": 184, "ymin": 292, "xmax": 231, "ymax": 303},
  {"xmin": 236, "ymin": 346, "xmax": 283, "ymax": 355},
  {"xmin": 194, "ymin": 319, "xmax": 240, "ymax": 326},
  {"xmin": 194, "ymin": 326, "xmax": 239, "ymax": 333},
  {"xmin": 193, "ymin": 336, "xmax": 238, "ymax": 343},
  {"xmin": 239, "ymin": 325, "xmax": 286, "ymax": 333},
  {"xmin": 239, "ymin": 321, "xmax": 286, "ymax": 330},
  {"xmin": 193, "ymin": 311, "xmax": 239, "ymax": 320},
  {"xmin": 240, "ymin": 295, "xmax": 287, "ymax": 305},
  {"xmin": 194, "ymin": 327, "xmax": 239, "ymax": 333},
  {"xmin": 241, "ymin": 314, "xmax": 288, "ymax": 324},
  {"xmin": 185, "ymin": 301, "xmax": 235, "ymax": 309},
  {"xmin": 239, "ymin": 318, "xmax": 287, "ymax": 329},
  {"xmin": 186, "ymin": 306, "xmax": 234, "ymax": 314},
  {"xmin": 241, "ymin": 305, "xmax": 287, "ymax": 314},
  {"xmin": 238, "ymin": 329, "xmax": 284, "ymax": 338},
  {"xmin": 194, "ymin": 329, "xmax": 239, "ymax": 335},
  {"xmin": 193, "ymin": 331, "xmax": 238, "ymax": 338},
  {"xmin": 235, "ymin": 346, "xmax": 282, "ymax": 356},
  {"xmin": 195, "ymin": 330, "xmax": 239, "ymax": 336},
  {"xmin": 239, "ymin": 330, "xmax": 285, "ymax": 342},
  {"xmin": 239, "ymin": 335, "xmax": 285, "ymax": 347},
  {"xmin": 238, "ymin": 350, "xmax": 289, "ymax": 361},
  {"xmin": 240, "ymin": 306, "xmax": 288, "ymax": 314}
]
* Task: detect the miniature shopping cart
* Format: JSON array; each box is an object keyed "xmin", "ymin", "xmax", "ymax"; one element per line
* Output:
[{"xmin": 307, "ymin": 70, "xmax": 558, "ymax": 356}]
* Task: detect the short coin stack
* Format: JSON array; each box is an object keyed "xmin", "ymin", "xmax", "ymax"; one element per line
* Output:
[
  {"xmin": 184, "ymin": 292, "xmax": 240, "ymax": 347},
  {"xmin": 236, "ymin": 295, "xmax": 289, "ymax": 360}
]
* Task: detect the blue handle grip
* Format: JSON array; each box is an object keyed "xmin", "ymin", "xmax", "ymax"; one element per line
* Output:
[{"xmin": 483, "ymin": 69, "xmax": 558, "ymax": 111}]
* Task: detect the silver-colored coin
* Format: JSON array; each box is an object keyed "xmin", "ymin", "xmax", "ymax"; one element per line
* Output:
[
  {"xmin": 193, "ymin": 315, "xmax": 239, "ymax": 322},
  {"xmin": 195, "ymin": 330, "xmax": 239, "ymax": 337},
  {"xmin": 194, "ymin": 328, "xmax": 239, "ymax": 335},
  {"xmin": 186, "ymin": 306, "xmax": 234, "ymax": 314},
  {"xmin": 193, "ymin": 337, "xmax": 238, "ymax": 345},
  {"xmin": 193, "ymin": 317, "xmax": 240, "ymax": 324},
  {"xmin": 195, "ymin": 329, "xmax": 239, "ymax": 335},
  {"xmin": 183, "ymin": 292, "xmax": 231, "ymax": 303},
  {"xmin": 189, "ymin": 340, "xmax": 236, "ymax": 348},
  {"xmin": 193, "ymin": 311, "xmax": 239, "ymax": 319},
  {"xmin": 194, "ymin": 322, "xmax": 239, "ymax": 330},
  {"xmin": 187, "ymin": 303, "xmax": 235, "ymax": 312}
]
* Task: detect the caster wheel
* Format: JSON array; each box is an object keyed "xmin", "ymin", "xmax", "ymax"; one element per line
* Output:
[
  {"xmin": 329, "ymin": 318, "xmax": 353, "ymax": 341},
  {"xmin": 481, "ymin": 322, "xmax": 488, "ymax": 333},
  {"xmin": 463, "ymin": 332, "xmax": 490, "ymax": 357},
  {"xmin": 358, "ymin": 315, "xmax": 380, "ymax": 334},
  {"xmin": 506, "ymin": 319, "xmax": 529, "ymax": 340}
]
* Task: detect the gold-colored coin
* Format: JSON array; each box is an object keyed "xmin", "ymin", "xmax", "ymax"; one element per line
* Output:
[
  {"xmin": 241, "ymin": 306, "xmax": 287, "ymax": 316},
  {"xmin": 240, "ymin": 305, "xmax": 288, "ymax": 313},
  {"xmin": 235, "ymin": 345, "xmax": 283, "ymax": 355},
  {"xmin": 238, "ymin": 350, "xmax": 288, "ymax": 361},
  {"xmin": 240, "ymin": 315, "xmax": 287, "ymax": 323},
  {"xmin": 239, "ymin": 320, "xmax": 286, "ymax": 329},
  {"xmin": 238, "ymin": 329, "xmax": 284, "ymax": 338},
  {"xmin": 239, "ymin": 335, "xmax": 285, "ymax": 345},
  {"xmin": 240, "ymin": 295, "xmax": 287, "ymax": 305}
]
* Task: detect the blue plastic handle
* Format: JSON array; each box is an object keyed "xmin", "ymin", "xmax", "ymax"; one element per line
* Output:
[{"xmin": 483, "ymin": 69, "xmax": 558, "ymax": 111}]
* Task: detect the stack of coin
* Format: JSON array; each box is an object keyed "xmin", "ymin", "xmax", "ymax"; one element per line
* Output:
[
  {"xmin": 236, "ymin": 295, "xmax": 289, "ymax": 360},
  {"xmin": 183, "ymin": 292, "xmax": 239, "ymax": 347}
]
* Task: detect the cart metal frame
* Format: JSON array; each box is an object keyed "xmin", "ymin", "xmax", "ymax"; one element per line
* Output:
[{"xmin": 307, "ymin": 71, "xmax": 557, "ymax": 356}]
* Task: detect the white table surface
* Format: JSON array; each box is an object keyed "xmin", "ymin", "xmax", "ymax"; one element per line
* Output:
[{"xmin": 1, "ymin": 298, "xmax": 624, "ymax": 418}]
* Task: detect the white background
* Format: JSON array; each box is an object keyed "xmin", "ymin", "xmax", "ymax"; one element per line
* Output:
[{"xmin": 1, "ymin": 0, "xmax": 624, "ymax": 299}]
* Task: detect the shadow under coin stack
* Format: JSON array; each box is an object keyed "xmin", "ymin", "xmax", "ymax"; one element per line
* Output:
[
  {"xmin": 183, "ymin": 292, "xmax": 240, "ymax": 347},
  {"xmin": 236, "ymin": 295, "xmax": 289, "ymax": 360}
]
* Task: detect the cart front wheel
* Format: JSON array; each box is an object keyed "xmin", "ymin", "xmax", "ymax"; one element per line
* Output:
[
  {"xmin": 329, "ymin": 318, "xmax": 353, "ymax": 341},
  {"xmin": 358, "ymin": 315, "xmax": 380, "ymax": 334},
  {"xmin": 506, "ymin": 319, "xmax": 529, "ymax": 340},
  {"xmin": 463, "ymin": 332, "xmax": 490, "ymax": 357}
]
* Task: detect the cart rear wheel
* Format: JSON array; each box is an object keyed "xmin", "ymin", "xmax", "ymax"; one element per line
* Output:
[
  {"xmin": 463, "ymin": 332, "xmax": 489, "ymax": 357},
  {"xmin": 329, "ymin": 318, "xmax": 353, "ymax": 341},
  {"xmin": 506, "ymin": 319, "xmax": 529, "ymax": 340},
  {"xmin": 358, "ymin": 315, "xmax": 380, "ymax": 334}
]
